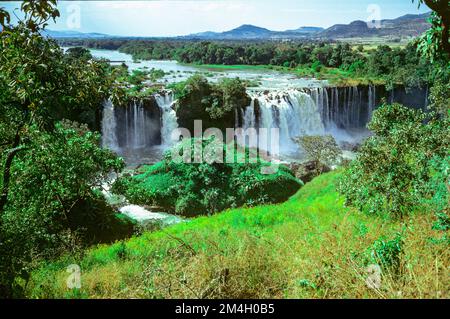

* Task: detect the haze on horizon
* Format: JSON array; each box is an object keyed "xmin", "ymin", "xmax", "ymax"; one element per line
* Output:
[{"xmin": 0, "ymin": 0, "xmax": 430, "ymax": 37}]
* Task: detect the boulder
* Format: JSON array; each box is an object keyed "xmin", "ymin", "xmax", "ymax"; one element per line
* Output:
[{"xmin": 288, "ymin": 161, "xmax": 331, "ymax": 184}]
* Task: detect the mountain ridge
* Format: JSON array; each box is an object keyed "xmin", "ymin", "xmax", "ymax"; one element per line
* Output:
[{"xmin": 44, "ymin": 12, "xmax": 432, "ymax": 40}]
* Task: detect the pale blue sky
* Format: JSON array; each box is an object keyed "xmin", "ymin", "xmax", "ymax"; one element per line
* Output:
[{"xmin": 1, "ymin": 0, "xmax": 430, "ymax": 37}]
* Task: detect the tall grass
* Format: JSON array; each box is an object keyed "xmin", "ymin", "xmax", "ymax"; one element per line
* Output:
[{"xmin": 26, "ymin": 171, "xmax": 449, "ymax": 299}]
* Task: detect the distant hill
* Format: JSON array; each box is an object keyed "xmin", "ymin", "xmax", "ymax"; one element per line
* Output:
[
  {"xmin": 319, "ymin": 12, "xmax": 431, "ymax": 39},
  {"xmin": 42, "ymin": 30, "xmax": 114, "ymax": 39},
  {"xmin": 184, "ymin": 24, "xmax": 323, "ymax": 40},
  {"xmin": 42, "ymin": 12, "xmax": 431, "ymax": 41},
  {"xmin": 286, "ymin": 26, "xmax": 325, "ymax": 34}
]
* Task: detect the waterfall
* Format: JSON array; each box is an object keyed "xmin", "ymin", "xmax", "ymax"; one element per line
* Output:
[
  {"xmin": 101, "ymin": 91, "xmax": 177, "ymax": 154},
  {"xmin": 129, "ymin": 100, "xmax": 147, "ymax": 149},
  {"xmin": 101, "ymin": 85, "xmax": 429, "ymax": 158},
  {"xmin": 368, "ymin": 85, "xmax": 376, "ymax": 121},
  {"xmin": 101, "ymin": 100, "xmax": 119, "ymax": 151},
  {"xmin": 243, "ymin": 90, "xmax": 325, "ymax": 151},
  {"xmin": 155, "ymin": 92, "xmax": 178, "ymax": 146}
]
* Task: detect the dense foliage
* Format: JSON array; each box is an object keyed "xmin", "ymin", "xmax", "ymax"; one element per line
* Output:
[
  {"xmin": 0, "ymin": 3, "xmax": 131, "ymax": 297},
  {"xmin": 112, "ymin": 138, "xmax": 302, "ymax": 216},
  {"xmin": 0, "ymin": 121, "xmax": 134, "ymax": 296},
  {"xmin": 339, "ymin": 100, "xmax": 449, "ymax": 218},
  {"xmin": 170, "ymin": 75, "xmax": 251, "ymax": 133}
]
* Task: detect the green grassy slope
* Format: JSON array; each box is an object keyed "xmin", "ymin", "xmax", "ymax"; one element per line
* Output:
[{"xmin": 26, "ymin": 171, "xmax": 448, "ymax": 299}]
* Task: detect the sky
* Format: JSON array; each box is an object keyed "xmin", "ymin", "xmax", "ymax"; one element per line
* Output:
[{"xmin": 0, "ymin": 0, "xmax": 430, "ymax": 37}]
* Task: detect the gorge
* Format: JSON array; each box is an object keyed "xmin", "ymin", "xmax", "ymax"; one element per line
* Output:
[{"xmin": 102, "ymin": 84, "xmax": 429, "ymax": 163}]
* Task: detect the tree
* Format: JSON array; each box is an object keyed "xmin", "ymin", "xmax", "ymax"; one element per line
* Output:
[
  {"xmin": 0, "ymin": 1, "xmax": 130, "ymax": 296},
  {"xmin": 0, "ymin": 121, "xmax": 127, "ymax": 297},
  {"xmin": 413, "ymin": 0, "xmax": 450, "ymax": 56},
  {"xmin": 293, "ymin": 135, "xmax": 342, "ymax": 176},
  {"xmin": 0, "ymin": 7, "xmax": 117, "ymax": 214},
  {"xmin": 64, "ymin": 46, "xmax": 93, "ymax": 61},
  {"xmin": 0, "ymin": 0, "xmax": 60, "ymax": 32},
  {"xmin": 339, "ymin": 103, "xmax": 449, "ymax": 218}
]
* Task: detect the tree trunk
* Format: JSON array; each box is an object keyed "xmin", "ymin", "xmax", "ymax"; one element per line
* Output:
[
  {"xmin": 0, "ymin": 133, "xmax": 25, "ymax": 215},
  {"xmin": 424, "ymin": 0, "xmax": 450, "ymax": 55}
]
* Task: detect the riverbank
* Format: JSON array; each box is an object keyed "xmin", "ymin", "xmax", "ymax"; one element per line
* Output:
[{"xmin": 26, "ymin": 171, "xmax": 448, "ymax": 299}]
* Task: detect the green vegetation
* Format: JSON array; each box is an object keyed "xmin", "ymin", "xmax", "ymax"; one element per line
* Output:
[
  {"xmin": 0, "ymin": 1, "xmax": 133, "ymax": 297},
  {"xmin": 0, "ymin": 0, "xmax": 448, "ymax": 300},
  {"xmin": 169, "ymin": 75, "xmax": 250, "ymax": 133},
  {"xmin": 59, "ymin": 37, "xmax": 447, "ymax": 86},
  {"xmin": 293, "ymin": 135, "xmax": 342, "ymax": 177},
  {"xmin": 112, "ymin": 138, "xmax": 302, "ymax": 216},
  {"xmin": 119, "ymin": 40, "xmax": 447, "ymax": 86},
  {"xmin": 25, "ymin": 171, "xmax": 449, "ymax": 298},
  {"xmin": 339, "ymin": 101, "xmax": 449, "ymax": 218}
]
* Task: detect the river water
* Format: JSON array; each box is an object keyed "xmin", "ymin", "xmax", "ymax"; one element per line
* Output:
[{"xmin": 87, "ymin": 48, "xmax": 327, "ymax": 89}]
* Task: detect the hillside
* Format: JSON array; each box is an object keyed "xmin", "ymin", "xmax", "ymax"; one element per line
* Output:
[
  {"xmin": 184, "ymin": 12, "xmax": 430, "ymax": 40},
  {"xmin": 320, "ymin": 12, "xmax": 432, "ymax": 39},
  {"xmin": 42, "ymin": 12, "xmax": 430, "ymax": 41},
  {"xmin": 41, "ymin": 30, "xmax": 114, "ymax": 39},
  {"xmin": 185, "ymin": 24, "xmax": 324, "ymax": 39},
  {"xmin": 26, "ymin": 171, "xmax": 448, "ymax": 299}
]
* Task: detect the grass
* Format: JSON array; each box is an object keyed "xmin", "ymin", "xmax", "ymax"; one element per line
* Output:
[{"xmin": 26, "ymin": 171, "xmax": 449, "ymax": 299}]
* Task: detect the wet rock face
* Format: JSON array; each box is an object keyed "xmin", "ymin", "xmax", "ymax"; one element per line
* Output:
[
  {"xmin": 288, "ymin": 161, "xmax": 331, "ymax": 184},
  {"xmin": 339, "ymin": 141, "xmax": 361, "ymax": 152}
]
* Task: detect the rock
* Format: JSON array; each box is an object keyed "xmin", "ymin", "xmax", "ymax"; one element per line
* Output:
[
  {"xmin": 339, "ymin": 141, "xmax": 361, "ymax": 152},
  {"xmin": 289, "ymin": 161, "xmax": 331, "ymax": 184}
]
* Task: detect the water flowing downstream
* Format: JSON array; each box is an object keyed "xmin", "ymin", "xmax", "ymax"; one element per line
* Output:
[
  {"xmin": 102, "ymin": 91, "xmax": 177, "ymax": 153},
  {"xmin": 242, "ymin": 90, "xmax": 325, "ymax": 151},
  {"xmin": 155, "ymin": 92, "xmax": 179, "ymax": 146},
  {"xmin": 101, "ymin": 99, "xmax": 119, "ymax": 151},
  {"xmin": 238, "ymin": 85, "xmax": 428, "ymax": 150}
]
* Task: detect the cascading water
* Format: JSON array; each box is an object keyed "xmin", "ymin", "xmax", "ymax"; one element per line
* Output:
[
  {"xmin": 243, "ymin": 90, "xmax": 325, "ymax": 151},
  {"xmin": 155, "ymin": 92, "xmax": 178, "ymax": 146},
  {"xmin": 129, "ymin": 100, "xmax": 148, "ymax": 149},
  {"xmin": 102, "ymin": 84, "xmax": 428, "ymax": 160},
  {"xmin": 101, "ymin": 92, "xmax": 178, "ymax": 154},
  {"xmin": 101, "ymin": 100, "xmax": 119, "ymax": 151}
]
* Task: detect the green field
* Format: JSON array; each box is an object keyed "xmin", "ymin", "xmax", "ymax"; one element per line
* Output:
[{"xmin": 26, "ymin": 171, "xmax": 448, "ymax": 299}]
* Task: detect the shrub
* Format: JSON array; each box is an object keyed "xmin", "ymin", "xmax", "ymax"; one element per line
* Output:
[
  {"xmin": 367, "ymin": 233, "xmax": 404, "ymax": 274},
  {"xmin": 0, "ymin": 121, "xmax": 129, "ymax": 296},
  {"xmin": 113, "ymin": 138, "xmax": 302, "ymax": 216},
  {"xmin": 311, "ymin": 60, "xmax": 322, "ymax": 73},
  {"xmin": 339, "ymin": 103, "xmax": 449, "ymax": 218},
  {"xmin": 293, "ymin": 135, "xmax": 342, "ymax": 177}
]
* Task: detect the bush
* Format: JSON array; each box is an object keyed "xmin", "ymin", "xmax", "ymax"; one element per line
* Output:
[
  {"xmin": 0, "ymin": 121, "xmax": 129, "ymax": 296},
  {"xmin": 113, "ymin": 138, "xmax": 302, "ymax": 216},
  {"xmin": 311, "ymin": 60, "xmax": 322, "ymax": 73},
  {"xmin": 339, "ymin": 102, "xmax": 449, "ymax": 218},
  {"xmin": 293, "ymin": 135, "xmax": 342, "ymax": 177},
  {"xmin": 367, "ymin": 233, "xmax": 404, "ymax": 274}
]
